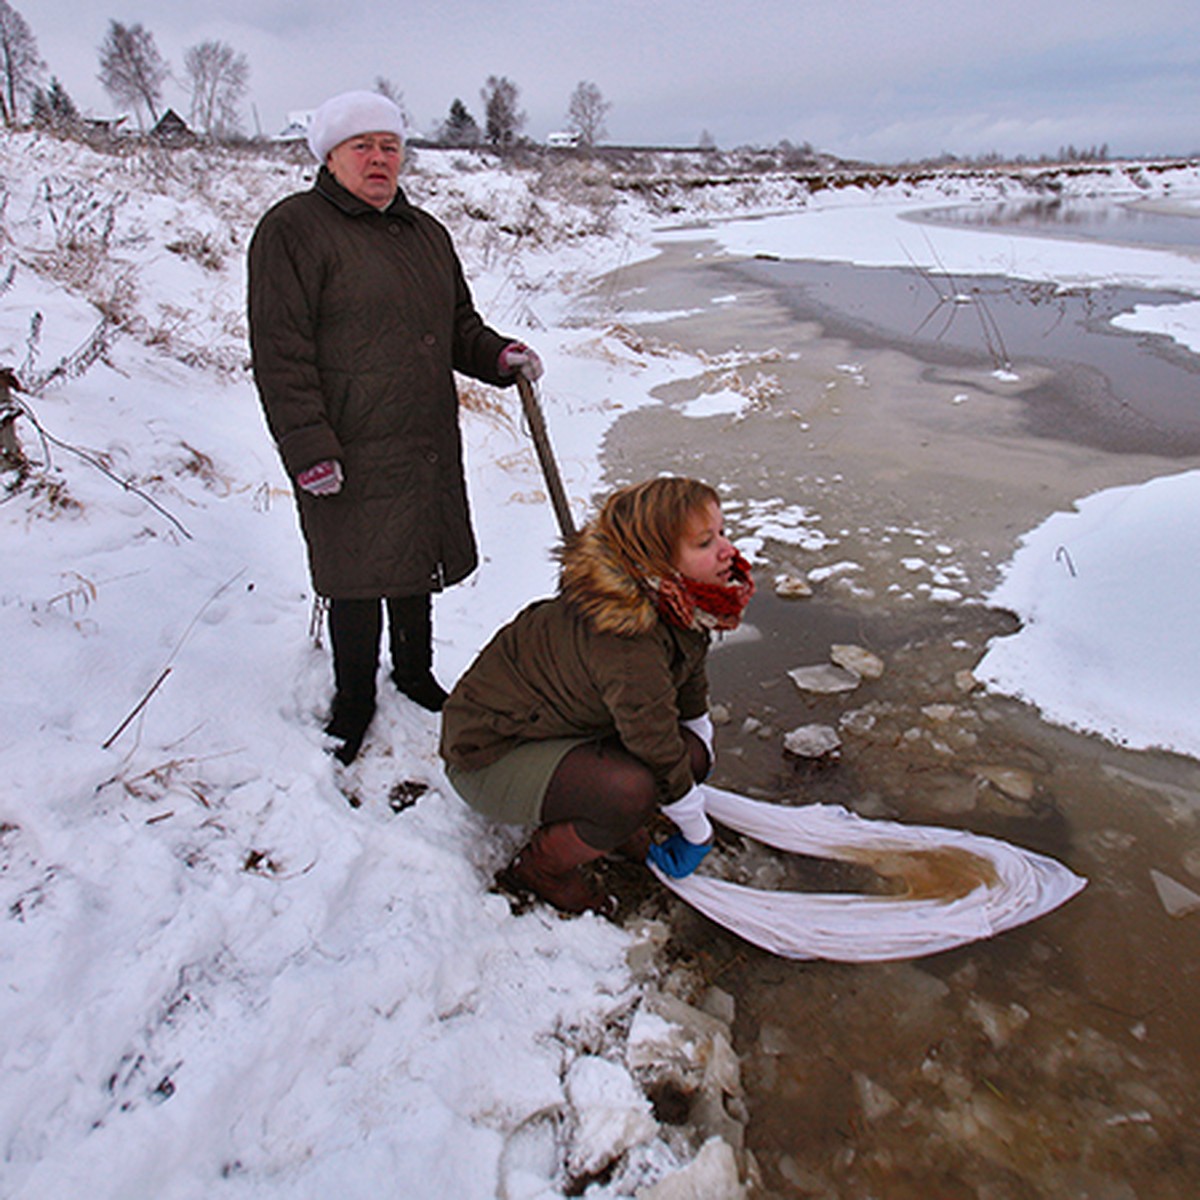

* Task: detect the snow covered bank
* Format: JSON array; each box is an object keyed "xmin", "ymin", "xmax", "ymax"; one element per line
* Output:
[
  {"xmin": 976, "ymin": 469, "xmax": 1200, "ymax": 760},
  {"xmin": 3, "ymin": 128, "xmax": 1200, "ymax": 1197},
  {"xmin": 0, "ymin": 132, "xmax": 752, "ymax": 1199}
]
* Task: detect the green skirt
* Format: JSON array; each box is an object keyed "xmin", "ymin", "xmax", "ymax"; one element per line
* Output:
[{"xmin": 444, "ymin": 737, "xmax": 593, "ymax": 827}]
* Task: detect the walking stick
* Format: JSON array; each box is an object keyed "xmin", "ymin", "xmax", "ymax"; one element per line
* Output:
[{"xmin": 516, "ymin": 374, "xmax": 576, "ymax": 540}]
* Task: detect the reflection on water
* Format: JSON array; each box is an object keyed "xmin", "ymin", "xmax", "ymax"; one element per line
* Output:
[
  {"xmin": 727, "ymin": 255, "xmax": 1200, "ymax": 455},
  {"xmin": 915, "ymin": 196, "xmax": 1200, "ymax": 249}
]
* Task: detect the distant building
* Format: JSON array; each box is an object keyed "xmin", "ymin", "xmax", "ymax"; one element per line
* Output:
[
  {"xmin": 547, "ymin": 131, "xmax": 580, "ymax": 148},
  {"xmin": 274, "ymin": 111, "xmax": 313, "ymax": 144},
  {"xmin": 151, "ymin": 108, "xmax": 194, "ymax": 145},
  {"xmin": 79, "ymin": 113, "xmax": 129, "ymax": 144}
]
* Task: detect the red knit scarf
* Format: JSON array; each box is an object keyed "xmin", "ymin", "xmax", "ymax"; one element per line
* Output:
[{"xmin": 647, "ymin": 550, "xmax": 756, "ymax": 633}]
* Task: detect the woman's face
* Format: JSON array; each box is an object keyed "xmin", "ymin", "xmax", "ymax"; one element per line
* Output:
[
  {"xmin": 326, "ymin": 131, "xmax": 404, "ymax": 209},
  {"xmin": 673, "ymin": 500, "xmax": 735, "ymax": 586}
]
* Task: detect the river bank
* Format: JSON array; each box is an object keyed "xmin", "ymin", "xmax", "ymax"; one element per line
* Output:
[{"xmin": 588, "ymin": 233, "xmax": 1200, "ymax": 1198}]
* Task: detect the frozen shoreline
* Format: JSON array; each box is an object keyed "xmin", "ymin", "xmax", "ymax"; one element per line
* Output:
[
  {"xmin": 3, "ymin": 133, "xmax": 1200, "ymax": 1198},
  {"xmin": 643, "ymin": 178, "xmax": 1200, "ymax": 760},
  {"xmin": 589, "ymin": 198, "xmax": 1200, "ymax": 1197}
]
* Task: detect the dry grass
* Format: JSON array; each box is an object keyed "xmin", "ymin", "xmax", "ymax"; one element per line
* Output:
[
  {"xmin": 46, "ymin": 571, "xmax": 97, "ymax": 616},
  {"xmin": 164, "ymin": 229, "xmax": 226, "ymax": 271},
  {"xmin": 456, "ymin": 377, "xmax": 518, "ymax": 433}
]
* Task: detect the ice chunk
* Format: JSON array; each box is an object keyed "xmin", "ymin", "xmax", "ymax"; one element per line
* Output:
[
  {"xmin": 1150, "ymin": 869, "xmax": 1200, "ymax": 918},
  {"xmin": 564, "ymin": 1055, "xmax": 656, "ymax": 1177}
]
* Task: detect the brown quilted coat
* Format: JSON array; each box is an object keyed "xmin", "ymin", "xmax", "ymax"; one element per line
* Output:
[
  {"xmin": 248, "ymin": 167, "xmax": 513, "ymax": 598},
  {"xmin": 439, "ymin": 522, "xmax": 711, "ymax": 805}
]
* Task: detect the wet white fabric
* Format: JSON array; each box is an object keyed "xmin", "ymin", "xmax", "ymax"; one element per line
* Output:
[
  {"xmin": 660, "ymin": 785, "xmax": 714, "ymax": 844},
  {"xmin": 680, "ymin": 712, "xmax": 715, "ymax": 759},
  {"xmin": 650, "ymin": 786, "xmax": 1086, "ymax": 962}
]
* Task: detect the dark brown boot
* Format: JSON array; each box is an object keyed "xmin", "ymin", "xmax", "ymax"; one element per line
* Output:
[
  {"xmin": 610, "ymin": 826, "xmax": 652, "ymax": 864},
  {"xmin": 508, "ymin": 823, "xmax": 613, "ymax": 916}
]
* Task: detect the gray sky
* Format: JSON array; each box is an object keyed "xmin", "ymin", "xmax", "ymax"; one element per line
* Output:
[{"xmin": 27, "ymin": 0, "xmax": 1200, "ymax": 161}]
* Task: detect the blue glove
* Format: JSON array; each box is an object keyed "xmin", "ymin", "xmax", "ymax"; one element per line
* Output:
[{"xmin": 647, "ymin": 833, "xmax": 712, "ymax": 879}]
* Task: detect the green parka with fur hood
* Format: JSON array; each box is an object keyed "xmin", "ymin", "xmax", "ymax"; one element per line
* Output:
[
  {"xmin": 439, "ymin": 522, "xmax": 711, "ymax": 805},
  {"xmin": 248, "ymin": 166, "xmax": 513, "ymax": 599}
]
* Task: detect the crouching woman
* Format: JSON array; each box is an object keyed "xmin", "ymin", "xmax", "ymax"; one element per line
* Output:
[{"xmin": 438, "ymin": 477, "xmax": 754, "ymax": 914}]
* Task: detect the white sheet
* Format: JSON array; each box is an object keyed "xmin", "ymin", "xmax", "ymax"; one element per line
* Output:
[{"xmin": 651, "ymin": 786, "xmax": 1086, "ymax": 962}]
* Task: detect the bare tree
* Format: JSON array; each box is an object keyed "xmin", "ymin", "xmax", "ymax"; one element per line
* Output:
[
  {"xmin": 0, "ymin": 0, "xmax": 43, "ymax": 126},
  {"xmin": 184, "ymin": 40, "xmax": 249, "ymax": 137},
  {"xmin": 97, "ymin": 20, "xmax": 169, "ymax": 128},
  {"xmin": 565, "ymin": 80, "xmax": 610, "ymax": 147},
  {"xmin": 481, "ymin": 75, "xmax": 525, "ymax": 148},
  {"xmin": 373, "ymin": 76, "xmax": 412, "ymax": 131}
]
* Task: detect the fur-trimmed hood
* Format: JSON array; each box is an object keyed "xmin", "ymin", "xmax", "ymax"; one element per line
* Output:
[
  {"xmin": 441, "ymin": 526, "xmax": 711, "ymax": 792},
  {"xmin": 559, "ymin": 523, "xmax": 659, "ymax": 637}
]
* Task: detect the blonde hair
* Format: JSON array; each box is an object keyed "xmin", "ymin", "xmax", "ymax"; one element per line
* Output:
[{"xmin": 593, "ymin": 477, "xmax": 719, "ymax": 579}]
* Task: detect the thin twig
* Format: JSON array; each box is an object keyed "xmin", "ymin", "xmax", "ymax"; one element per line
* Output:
[
  {"xmin": 12, "ymin": 393, "xmax": 192, "ymax": 539},
  {"xmin": 102, "ymin": 569, "xmax": 247, "ymax": 749},
  {"xmin": 165, "ymin": 568, "xmax": 246, "ymax": 661},
  {"xmin": 971, "ymin": 287, "xmax": 1013, "ymax": 371},
  {"xmin": 1055, "ymin": 545, "xmax": 1077, "ymax": 577},
  {"xmin": 904, "ymin": 234, "xmax": 1014, "ymax": 371},
  {"xmin": 102, "ymin": 667, "xmax": 171, "ymax": 749},
  {"xmin": 900, "ymin": 238, "xmax": 952, "ymax": 306}
]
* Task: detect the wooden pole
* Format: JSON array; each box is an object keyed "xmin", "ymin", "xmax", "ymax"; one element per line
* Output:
[{"xmin": 516, "ymin": 375, "xmax": 576, "ymax": 539}]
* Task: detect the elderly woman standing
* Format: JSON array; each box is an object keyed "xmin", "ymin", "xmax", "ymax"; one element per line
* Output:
[{"xmin": 249, "ymin": 90, "xmax": 542, "ymax": 764}]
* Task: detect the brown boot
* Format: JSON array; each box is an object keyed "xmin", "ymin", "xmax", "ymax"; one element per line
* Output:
[
  {"xmin": 508, "ymin": 823, "xmax": 613, "ymax": 916},
  {"xmin": 610, "ymin": 826, "xmax": 652, "ymax": 864}
]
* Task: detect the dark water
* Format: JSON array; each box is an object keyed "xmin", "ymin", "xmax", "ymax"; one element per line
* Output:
[
  {"xmin": 914, "ymin": 196, "xmax": 1200, "ymax": 250},
  {"xmin": 727, "ymin": 256, "xmax": 1200, "ymax": 456},
  {"xmin": 592, "ymin": 236, "xmax": 1200, "ymax": 1199},
  {"xmin": 689, "ymin": 594, "xmax": 1200, "ymax": 1200}
]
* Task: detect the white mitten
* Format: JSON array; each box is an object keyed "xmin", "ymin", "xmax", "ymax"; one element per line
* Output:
[
  {"xmin": 680, "ymin": 712, "xmax": 714, "ymax": 760},
  {"xmin": 660, "ymin": 784, "xmax": 713, "ymax": 844}
]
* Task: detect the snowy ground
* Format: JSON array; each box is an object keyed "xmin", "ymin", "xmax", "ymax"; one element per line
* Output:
[{"xmin": 2, "ymin": 131, "xmax": 1199, "ymax": 1197}]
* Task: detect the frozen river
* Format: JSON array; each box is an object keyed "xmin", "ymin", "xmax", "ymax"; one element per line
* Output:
[{"xmin": 590, "ymin": 216, "xmax": 1200, "ymax": 1198}]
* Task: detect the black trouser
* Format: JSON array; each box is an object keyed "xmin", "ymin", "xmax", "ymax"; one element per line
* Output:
[{"xmin": 327, "ymin": 594, "xmax": 433, "ymax": 704}]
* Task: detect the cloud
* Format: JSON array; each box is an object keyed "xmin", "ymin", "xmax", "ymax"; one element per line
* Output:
[{"xmin": 25, "ymin": 0, "xmax": 1200, "ymax": 159}]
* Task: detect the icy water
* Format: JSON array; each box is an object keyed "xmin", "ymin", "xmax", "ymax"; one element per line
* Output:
[
  {"xmin": 586, "ymin": 237, "xmax": 1200, "ymax": 1198},
  {"xmin": 914, "ymin": 196, "xmax": 1200, "ymax": 251},
  {"xmin": 728, "ymin": 256, "xmax": 1200, "ymax": 455}
]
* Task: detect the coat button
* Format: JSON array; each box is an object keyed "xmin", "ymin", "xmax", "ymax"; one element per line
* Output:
[
  {"xmin": 388, "ymin": 224, "xmax": 400, "ymax": 235},
  {"xmin": 423, "ymin": 333, "xmax": 436, "ymax": 345},
  {"xmin": 426, "ymin": 450, "xmax": 439, "ymax": 463}
]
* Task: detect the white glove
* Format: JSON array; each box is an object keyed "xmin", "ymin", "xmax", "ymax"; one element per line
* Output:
[
  {"xmin": 660, "ymin": 784, "xmax": 713, "ymax": 844},
  {"xmin": 498, "ymin": 341, "xmax": 544, "ymax": 381},
  {"xmin": 680, "ymin": 712, "xmax": 714, "ymax": 760}
]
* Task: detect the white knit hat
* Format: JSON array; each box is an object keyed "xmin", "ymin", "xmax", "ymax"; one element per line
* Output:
[{"xmin": 307, "ymin": 90, "xmax": 406, "ymax": 162}]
